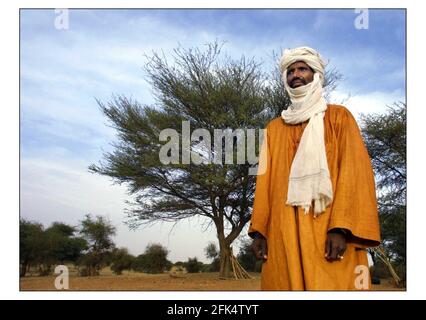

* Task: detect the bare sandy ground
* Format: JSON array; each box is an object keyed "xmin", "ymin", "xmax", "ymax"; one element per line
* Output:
[{"xmin": 20, "ymin": 270, "xmax": 404, "ymax": 291}]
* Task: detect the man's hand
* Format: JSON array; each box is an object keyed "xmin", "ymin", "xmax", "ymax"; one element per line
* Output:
[
  {"xmin": 251, "ymin": 233, "xmax": 268, "ymax": 261},
  {"xmin": 325, "ymin": 229, "xmax": 347, "ymax": 262}
]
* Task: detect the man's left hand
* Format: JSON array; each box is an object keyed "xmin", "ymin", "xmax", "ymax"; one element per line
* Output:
[{"xmin": 325, "ymin": 229, "xmax": 347, "ymax": 262}]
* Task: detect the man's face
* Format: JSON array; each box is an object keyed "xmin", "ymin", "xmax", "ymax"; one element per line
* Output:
[{"xmin": 286, "ymin": 61, "xmax": 315, "ymax": 88}]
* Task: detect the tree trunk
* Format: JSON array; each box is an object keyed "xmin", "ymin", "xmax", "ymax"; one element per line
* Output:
[
  {"xmin": 20, "ymin": 261, "xmax": 28, "ymax": 277},
  {"xmin": 214, "ymin": 213, "xmax": 232, "ymax": 278},
  {"xmin": 213, "ymin": 205, "xmax": 249, "ymax": 279},
  {"xmin": 89, "ymin": 264, "xmax": 95, "ymax": 276},
  {"xmin": 218, "ymin": 242, "xmax": 232, "ymax": 278}
]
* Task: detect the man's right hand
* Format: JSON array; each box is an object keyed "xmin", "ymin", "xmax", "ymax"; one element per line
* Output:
[{"xmin": 251, "ymin": 233, "xmax": 268, "ymax": 261}]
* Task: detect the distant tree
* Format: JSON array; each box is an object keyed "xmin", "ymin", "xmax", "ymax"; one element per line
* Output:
[
  {"xmin": 131, "ymin": 254, "xmax": 146, "ymax": 272},
  {"xmin": 360, "ymin": 102, "xmax": 406, "ymax": 279},
  {"xmin": 20, "ymin": 220, "xmax": 88, "ymax": 277},
  {"xmin": 204, "ymin": 242, "xmax": 220, "ymax": 272},
  {"xmin": 132, "ymin": 243, "xmax": 172, "ymax": 274},
  {"xmin": 205, "ymin": 242, "xmax": 219, "ymax": 260},
  {"xmin": 186, "ymin": 257, "xmax": 203, "ymax": 273},
  {"xmin": 237, "ymin": 238, "xmax": 262, "ymax": 272},
  {"xmin": 45, "ymin": 223, "xmax": 87, "ymax": 263},
  {"xmin": 78, "ymin": 214, "xmax": 116, "ymax": 276},
  {"xmin": 110, "ymin": 247, "xmax": 135, "ymax": 275},
  {"xmin": 20, "ymin": 219, "xmax": 45, "ymax": 277},
  {"xmin": 37, "ymin": 222, "xmax": 87, "ymax": 276}
]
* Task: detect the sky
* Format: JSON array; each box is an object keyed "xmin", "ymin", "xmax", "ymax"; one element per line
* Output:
[{"xmin": 20, "ymin": 9, "xmax": 406, "ymax": 263}]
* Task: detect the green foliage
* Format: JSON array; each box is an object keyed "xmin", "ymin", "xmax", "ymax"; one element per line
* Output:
[
  {"xmin": 174, "ymin": 261, "xmax": 185, "ymax": 267},
  {"xmin": 360, "ymin": 102, "xmax": 406, "ymax": 200},
  {"xmin": 20, "ymin": 219, "xmax": 87, "ymax": 277},
  {"xmin": 360, "ymin": 102, "xmax": 406, "ymax": 273},
  {"xmin": 204, "ymin": 242, "xmax": 220, "ymax": 272},
  {"xmin": 77, "ymin": 266, "xmax": 91, "ymax": 277},
  {"xmin": 237, "ymin": 238, "xmax": 261, "ymax": 272},
  {"xmin": 76, "ymin": 254, "xmax": 100, "ymax": 277},
  {"xmin": 20, "ymin": 219, "xmax": 45, "ymax": 277},
  {"xmin": 79, "ymin": 214, "xmax": 116, "ymax": 253},
  {"xmin": 206, "ymin": 258, "xmax": 220, "ymax": 272},
  {"xmin": 110, "ymin": 248, "xmax": 135, "ymax": 275},
  {"xmin": 89, "ymin": 42, "xmax": 269, "ymax": 234},
  {"xmin": 45, "ymin": 222, "xmax": 87, "ymax": 264},
  {"xmin": 78, "ymin": 214, "xmax": 116, "ymax": 276},
  {"xmin": 186, "ymin": 257, "xmax": 203, "ymax": 273},
  {"xmin": 204, "ymin": 242, "xmax": 219, "ymax": 260},
  {"xmin": 132, "ymin": 243, "xmax": 172, "ymax": 274}
]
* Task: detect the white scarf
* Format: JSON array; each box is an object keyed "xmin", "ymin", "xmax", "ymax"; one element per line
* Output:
[{"xmin": 280, "ymin": 47, "xmax": 333, "ymax": 217}]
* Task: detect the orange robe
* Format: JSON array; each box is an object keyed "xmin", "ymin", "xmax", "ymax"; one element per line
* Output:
[{"xmin": 248, "ymin": 105, "xmax": 381, "ymax": 290}]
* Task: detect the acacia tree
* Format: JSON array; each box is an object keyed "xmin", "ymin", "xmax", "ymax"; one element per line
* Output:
[
  {"xmin": 37, "ymin": 222, "xmax": 87, "ymax": 275},
  {"xmin": 20, "ymin": 219, "xmax": 45, "ymax": 277},
  {"xmin": 45, "ymin": 223, "xmax": 87, "ymax": 263},
  {"xmin": 132, "ymin": 243, "xmax": 171, "ymax": 274},
  {"xmin": 110, "ymin": 247, "xmax": 135, "ymax": 275},
  {"xmin": 90, "ymin": 42, "xmax": 341, "ymax": 278},
  {"xmin": 186, "ymin": 257, "xmax": 203, "ymax": 273},
  {"xmin": 20, "ymin": 220, "xmax": 87, "ymax": 277},
  {"xmin": 78, "ymin": 214, "xmax": 116, "ymax": 276},
  {"xmin": 360, "ymin": 102, "xmax": 406, "ymax": 279}
]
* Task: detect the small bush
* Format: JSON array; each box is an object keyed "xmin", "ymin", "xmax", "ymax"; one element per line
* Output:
[{"xmin": 186, "ymin": 257, "xmax": 203, "ymax": 273}]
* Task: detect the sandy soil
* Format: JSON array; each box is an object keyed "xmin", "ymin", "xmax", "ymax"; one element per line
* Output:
[
  {"xmin": 20, "ymin": 269, "xmax": 404, "ymax": 291},
  {"xmin": 20, "ymin": 272, "xmax": 259, "ymax": 291}
]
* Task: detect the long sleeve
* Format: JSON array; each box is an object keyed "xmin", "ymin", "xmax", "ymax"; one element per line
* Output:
[
  {"xmin": 248, "ymin": 125, "xmax": 273, "ymax": 239},
  {"xmin": 328, "ymin": 108, "xmax": 381, "ymax": 248}
]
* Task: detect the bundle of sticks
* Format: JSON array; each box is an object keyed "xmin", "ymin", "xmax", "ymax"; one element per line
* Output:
[{"xmin": 229, "ymin": 248, "xmax": 252, "ymax": 280}]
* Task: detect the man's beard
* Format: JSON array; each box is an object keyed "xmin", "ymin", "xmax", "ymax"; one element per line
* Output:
[{"xmin": 290, "ymin": 77, "xmax": 307, "ymax": 88}]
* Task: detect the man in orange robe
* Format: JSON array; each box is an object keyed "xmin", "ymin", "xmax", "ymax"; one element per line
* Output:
[{"xmin": 248, "ymin": 46, "xmax": 381, "ymax": 290}]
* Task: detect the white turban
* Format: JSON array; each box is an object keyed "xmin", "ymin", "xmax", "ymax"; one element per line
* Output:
[
  {"xmin": 279, "ymin": 46, "xmax": 327, "ymax": 85},
  {"xmin": 279, "ymin": 46, "xmax": 333, "ymax": 217}
]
